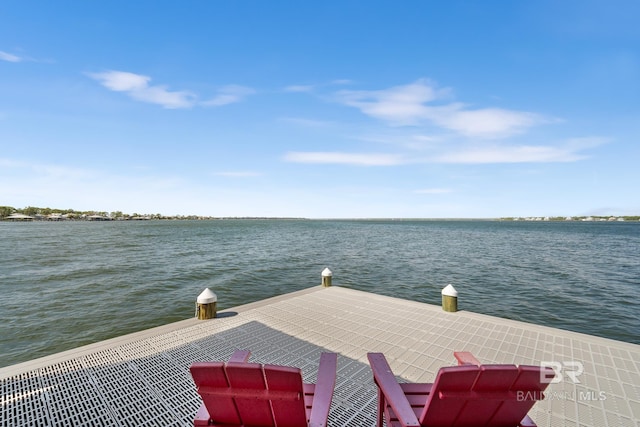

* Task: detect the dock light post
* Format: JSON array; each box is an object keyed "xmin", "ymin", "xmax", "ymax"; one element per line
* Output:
[
  {"xmin": 441, "ymin": 284, "xmax": 458, "ymax": 312},
  {"xmin": 196, "ymin": 288, "xmax": 217, "ymax": 320},
  {"xmin": 321, "ymin": 268, "xmax": 332, "ymax": 287}
]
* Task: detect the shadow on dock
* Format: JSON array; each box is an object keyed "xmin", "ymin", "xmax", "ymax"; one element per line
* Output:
[{"xmin": 2, "ymin": 320, "xmax": 378, "ymax": 426}]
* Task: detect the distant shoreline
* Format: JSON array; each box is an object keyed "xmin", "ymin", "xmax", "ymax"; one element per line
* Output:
[
  {"xmin": 2, "ymin": 215, "xmax": 639, "ymax": 222},
  {"xmin": 0, "ymin": 214, "xmax": 308, "ymax": 222},
  {"xmin": 2, "ymin": 205, "xmax": 639, "ymax": 222}
]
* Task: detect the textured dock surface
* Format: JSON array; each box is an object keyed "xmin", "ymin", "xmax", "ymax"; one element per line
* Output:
[{"xmin": 2, "ymin": 286, "xmax": 639, "ymax": 426}]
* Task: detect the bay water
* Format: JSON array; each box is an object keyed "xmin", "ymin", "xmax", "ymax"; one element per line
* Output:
[{"xmin": 1, "ymin": 219, "xmax": 638, "ymax": 368}]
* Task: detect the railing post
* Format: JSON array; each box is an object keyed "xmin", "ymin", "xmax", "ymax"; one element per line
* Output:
[
  {"xmin": 196, "ymin": 288, "xmax": 218, "ymax": 320},
  {"xmin": 321, "ymin": 268, "xmax": 332, "ymax": 287}
]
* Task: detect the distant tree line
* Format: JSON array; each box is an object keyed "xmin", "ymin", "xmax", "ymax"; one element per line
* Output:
[
  {"xmin": 0, "ymin": 206, "xmax": 304, "ymax": 221},
  {"xmin": 1, "ymin": 206, "xmax": 110, "ymax": 218},
  {"xmin": 0, "ymin": 206, "xmax": 190, "ymax": 220}
]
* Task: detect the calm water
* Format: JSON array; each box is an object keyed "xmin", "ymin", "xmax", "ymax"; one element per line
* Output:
[{"xmin": 1, "ymin": 219, "xmax": 639, "ymax": 367}]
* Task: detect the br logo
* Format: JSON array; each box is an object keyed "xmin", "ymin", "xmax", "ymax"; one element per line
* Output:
[{"xmin": 540, "ymin": 361, "xmax": 584, "ymax": 384}]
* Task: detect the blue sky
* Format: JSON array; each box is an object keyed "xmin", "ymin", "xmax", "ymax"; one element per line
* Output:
[{"xmin": 1, "ymin": 1, "xmax": 638, "ymax": 218}]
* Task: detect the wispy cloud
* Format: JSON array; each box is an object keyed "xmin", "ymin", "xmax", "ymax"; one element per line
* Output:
[
  {"xmin": 336, "ymin": 79, "xmax": 443, "ymax": 126},
  {"xmin": 284, "ymin": 136, "xmax": 604, "ymax": 166},
  {"xmin": 88, "ymin": 70, "xmax": 254, "ymax": 109},
  {"xmin": 426, "ymin": 104, "xmax": 544, "ymax": 138},
  {"xmin": 0, "ymin": 50, "xmax": 24, "ymax": 62},
  {"xmin": 356, "ymin": 132, "xmax": 444, "ymax": 151},
  {"xmin": 433, "ymin": 143, "xmax": 590, "ymax": 164},
  {"xmin": 335, "ymin": 79, "xmax": 547, "ymax": 138},
  {"xmin": 284, "ymin": 85, "xmax": 315, "ymax": 93},
  {"xmin": 284, "ymin": 151, "xmax": 404, "ymax": 166},
  {"xmin": 202, "ymin": 85, "xmax": 255, "ymax": 107},
  {"xmin": 88, "ymin": 70, "xmax": 196, "ymax": 109},
  {"xmin": 284, "ymin": 79, "xmax": 354, "ymax": 94}
]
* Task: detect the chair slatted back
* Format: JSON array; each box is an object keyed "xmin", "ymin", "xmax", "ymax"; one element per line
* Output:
[
  {"xmin": 263, "ymin": 365, "xmax": 308, "ymax": 427},
  {"xmin": 190, "ymin": 361, "xmax": 307, "ymax": 427},
  {"xmin": 420, "ymin": 364, "xmax": 548, "ymax": 427},
  {"xmin": 191, "ymin": 362, "xmax": 240, "ymax": 424}
]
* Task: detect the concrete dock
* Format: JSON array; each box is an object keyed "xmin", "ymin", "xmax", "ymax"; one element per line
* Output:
[{"xmin": 1, "ymin": 286, "xmax": 639, "ymax": 426}]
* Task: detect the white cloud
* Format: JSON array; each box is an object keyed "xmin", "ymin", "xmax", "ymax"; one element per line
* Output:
[
  {"xmin": 202, "ymin": 85, "xmax": 255, "ymax": 107},
  {"xmin": 88, "ymin": 71, "xmax": 255, "ymax": 109},
  {"xmin": 89, "ymin": 70, "xmax": 196, "ymax": 109},
  {"xmin": 282, "ymin": 135, "xmax": 602, "ymax": 167},
  {"xmin": 92, "ymin": 70, "xmax": 149, "ymax": 91},
  {"xmin": 425, "ymin": 104, "xmax": 543, "ymax": 138},
  {"xmin": 336, "ymin": 79, "xmax": 442, "ymax": 126},
  {"xmin": 335, "ymin": 79, "xmax": 547, "ymax": 138},
  {"xmin": 130, "ymin": 84, "xmax": 196, "ymax": 109},
  {"xmin": 284, "ymin": 151, "xmax": 404, "ymax": 166},
  {"xmin": 0, "ymin": 51, "xmax": 22, "ymax": 62}
]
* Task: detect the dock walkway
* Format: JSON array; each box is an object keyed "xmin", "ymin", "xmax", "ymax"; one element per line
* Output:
[{"xmin": 2, "ymin": 286, "xmax": 639, "ymax": 426}]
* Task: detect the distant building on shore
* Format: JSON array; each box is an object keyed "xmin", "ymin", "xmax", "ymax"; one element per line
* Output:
[
  {"xmin": 85, "ymin": 215, "xmax": 113, "ymax": 221},
  {"xmin": 4, "ymin": 213, "xmax": 35, "ymax": 221}
]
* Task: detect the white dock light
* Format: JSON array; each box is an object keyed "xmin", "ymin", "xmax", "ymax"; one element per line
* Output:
[
  {"xmin": 321, "ymin": 268, "xmax": 333, "ymax": 287},
  {"xmin": 441, "ymin": 284, "xmax": 458, "ymax": 312},
  {"xmin": 196, "ymin": 288, "xmax": 218, "ymax": 320}
]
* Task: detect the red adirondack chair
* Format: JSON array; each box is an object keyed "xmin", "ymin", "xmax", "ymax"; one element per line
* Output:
[
  {"xmin": 190, "ymin": 350, "xmax": 337, "ymax": 427},
  {"xmin": 367, "ymin": 351, "xmax": 554, "ymax": 427}
]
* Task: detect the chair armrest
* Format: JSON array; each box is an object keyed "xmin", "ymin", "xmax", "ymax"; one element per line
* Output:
[
  {"xmin": 308, "ymin": 353, "xmax": 338, "ymax": 427},
  {"xmin": 367, "ymin": 353, "xmax": 420, "ymax": 427},
  {"xmin": 453, "ymin": 351, "xmax": 481, "ymax": 366},
  {"xmin": 228, "ymin": 350, "xmax": 251, "ymax": 363}
]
